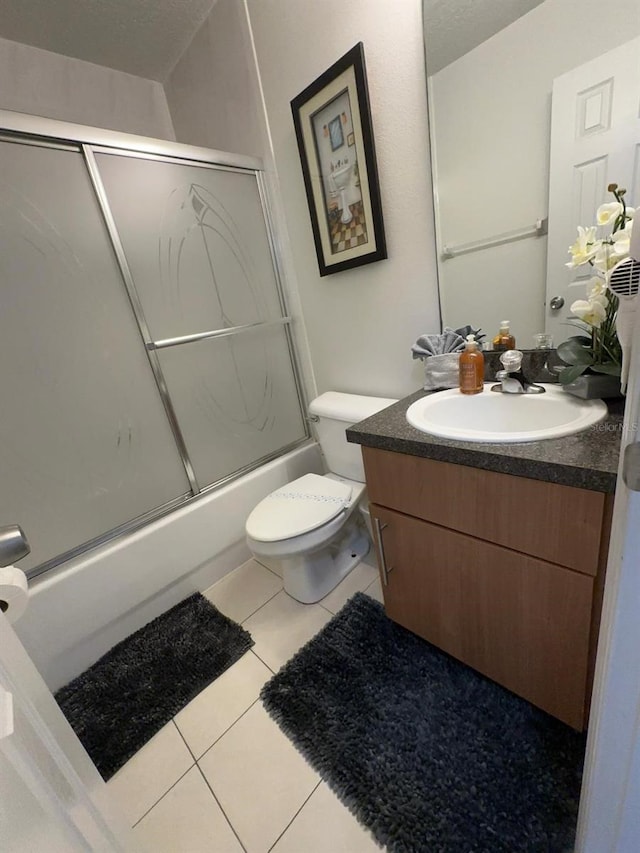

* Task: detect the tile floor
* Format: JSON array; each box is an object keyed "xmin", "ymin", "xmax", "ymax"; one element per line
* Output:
[{"xmin": 106, "ymin": 552, "xmax": 384, "ymax": 852}]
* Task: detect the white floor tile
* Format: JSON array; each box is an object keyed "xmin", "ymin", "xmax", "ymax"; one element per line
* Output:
[
  {"xmin": 175, "ymin": 651, "xmax": 272, "ymax": 757},
  {"xmin": 199, "ymin": 702, "xmax": 319, "ymax": 853},
  {"xmin": 364, "ymin": 576, "xmax": 384, "ymax": 604},
  {"xmin": 272, "ymin": 782, "xmax": 382, "ymax": 853},
  {"xmin": 321, "ymin": 560, "xmax": 379, "ymax": 614},
  {"xmin": 242, "ymin": 590, "xmax": 333, "ymax": 672},
  {"xmin": 203, "ymin": 559, "xmax": 282, "ymax": 623},
  {"xmin": 106, "ymin": 721, "xmax": 193, "ymax": 826},
  {"xmin": 132, "ymin": 766, "xmax": 243, "ymax": 852}
]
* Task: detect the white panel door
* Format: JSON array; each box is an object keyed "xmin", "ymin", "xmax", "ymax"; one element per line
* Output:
[
  {"xmin": 0, "ymin": 612, "xmax": 133, "ymax": 851},
  {"xmin": 545, "ymin": 37, "xmax": 640, "ymax": 343},
  {"xmin": 576, "ymin": 220, "xmax": 640, "ymax": 849}
]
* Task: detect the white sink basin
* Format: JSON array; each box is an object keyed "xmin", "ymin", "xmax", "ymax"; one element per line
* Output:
[{"xmin": 406, "ymin": 384, "xmax": 607, "ymax": 443}]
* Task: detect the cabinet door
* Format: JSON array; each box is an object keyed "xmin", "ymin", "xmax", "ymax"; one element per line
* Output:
[
  {"xmin": 371, "ymin": 503, "xmax": 594, "ymax": 729},
  {"xmin": 363, "ymin": 446, "xmax": 606, "ymax": 575}
]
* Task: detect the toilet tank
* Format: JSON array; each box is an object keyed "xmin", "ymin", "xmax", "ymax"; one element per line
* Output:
[{"xmin": 308, "ymin": 392, "xmax": 398, "ymax": 481}]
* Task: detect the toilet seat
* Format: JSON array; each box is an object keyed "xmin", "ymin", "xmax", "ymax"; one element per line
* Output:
[{"xmin": 246, "ymin": 473, "xmax": 353, "ymax": 543}]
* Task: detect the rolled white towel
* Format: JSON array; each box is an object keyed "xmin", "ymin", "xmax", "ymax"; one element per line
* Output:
[{"xmin": 412, "ymin": 328, "xmax": 465, "ymax": 359}]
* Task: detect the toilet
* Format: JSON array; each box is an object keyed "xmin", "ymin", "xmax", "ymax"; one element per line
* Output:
[{"xmin": 245, "ymin": 392, "xmax": 397, "ymax": 604}]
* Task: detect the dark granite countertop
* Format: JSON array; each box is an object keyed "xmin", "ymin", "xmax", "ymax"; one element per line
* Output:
[{"xmin": 347, "ymin": 389, "xmax": 622, "ymax": 493}]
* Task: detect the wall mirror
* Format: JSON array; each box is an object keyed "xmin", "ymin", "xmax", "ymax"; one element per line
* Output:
[{"xmin": 423, "ymin": 0, "xmax": 640, "ymax": 349}]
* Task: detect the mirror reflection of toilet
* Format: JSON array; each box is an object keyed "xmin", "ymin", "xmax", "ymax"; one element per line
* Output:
[{"xmin": 245, "ymin": 392, "xmax": 397, "ymax": 604}]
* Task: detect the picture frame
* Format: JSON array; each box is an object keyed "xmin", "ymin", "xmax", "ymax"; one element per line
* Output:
[{"xmin": 291, "ymin": 42, "xmax": 387, "ymax": 276}]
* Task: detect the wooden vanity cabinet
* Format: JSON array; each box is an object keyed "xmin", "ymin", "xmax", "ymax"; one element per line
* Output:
[{"xmin": 363, "ymin": 447, "xmax": 613, "ymax": 730}]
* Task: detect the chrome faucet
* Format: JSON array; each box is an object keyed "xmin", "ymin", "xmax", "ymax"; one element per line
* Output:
[{"xmin": 491, "ymin": 350, "xmax": 546, "ymax": 394}]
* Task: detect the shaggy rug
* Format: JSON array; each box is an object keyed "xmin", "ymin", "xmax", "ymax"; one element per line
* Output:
[
  {"xmin": 260, "ymin": 592, "xmax": 585, "ymax": 853},
  {"xmin": 56, "ymin": 593, "xmax": 253, "ymax": 780}
]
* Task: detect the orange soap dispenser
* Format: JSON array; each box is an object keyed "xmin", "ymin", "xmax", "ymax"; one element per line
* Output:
[
  {"xmin": 459, "ymin": 334, "xmax": 484, "ymax": 395},
  {"xmin": 492, "ymin": 320, "xmax": 516, "ymax": 351}
]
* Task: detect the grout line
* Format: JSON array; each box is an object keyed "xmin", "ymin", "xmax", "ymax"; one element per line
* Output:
[
  {"xmin": 240, "ymin": 587, "xmax": 285, "ymax": 626},
  {"xmin": 130, "ymin": 761, "xmax": 195, "ymax": 828},
  {"xmin": 250, "ymin": 647, "xmax": 276, "ymax": 674},
  {"xmin": 253, "ymin": 557, "xmax": 283, "ymax": 581},
  {"xmin": 198, "ymin": 698, "xmax": 262, "ymax": 763},
  {"xmin": 195, "ymin": 764, "xmax": 248, "ymax": 853},
  {"xmin": 267, "ymin": 779, "xmax": 323, "ymax": 852},
  {"xmin": 174, "ymin": 717, "xmax": 198, "ymax": 763}
]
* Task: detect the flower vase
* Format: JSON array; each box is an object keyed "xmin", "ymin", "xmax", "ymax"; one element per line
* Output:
[{"xmin": 562, "ymin": 373, "xmax": 623, "ymax": 400}]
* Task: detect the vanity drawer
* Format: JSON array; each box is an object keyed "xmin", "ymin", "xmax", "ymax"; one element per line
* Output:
[
  {"xmin": 362, "ymin": 446, "xmax": 606, "ymax": 575},
  {"xmin": 371, "ymin": 503, "xmax": 594, "ymax": 729}
]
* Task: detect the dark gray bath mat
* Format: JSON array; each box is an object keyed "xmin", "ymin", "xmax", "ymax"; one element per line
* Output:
[
  {"xmin": 56, "ymin": 592, "xmax": 253, "ymax": 780},
  {"xmin": 260, "ymin": 592, "xmax": 585, "ymax": 853}
]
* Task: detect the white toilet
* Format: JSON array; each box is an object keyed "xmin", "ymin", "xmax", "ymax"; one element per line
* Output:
[{"xmin": 245, "ymin": 392, "xmax": 397, "ymax": 604}]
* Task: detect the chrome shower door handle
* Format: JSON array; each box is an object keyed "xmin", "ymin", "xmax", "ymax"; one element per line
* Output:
[
  {"xmin": 550, "ymin": 296, "xmax": 565, "ymax": 310},
  {"xmin": 0, "ymin": 525, "xmax": 30, "ymax": 567},
  {"xmin": 373, "ymin": 516, "xmax": 393, "ymax": 586}
]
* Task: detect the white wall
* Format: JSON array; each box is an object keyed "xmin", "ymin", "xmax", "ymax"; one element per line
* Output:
[
  {"xmin": 0, "ymin": 36, "xmax": 175, "ymax": 139},
  {"xmin": 165, "ymin": 0, "xmax": 263, "ymax": 157},
  {"xmin": 245, "ymin": 0, "xmax": 440, "ymax": 399},
  {"xmin": 430, "ymin": 0, "xmax": 639, "ymax": 347}
]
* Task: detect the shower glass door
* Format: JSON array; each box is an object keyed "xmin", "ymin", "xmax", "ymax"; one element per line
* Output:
[
  {"xmin": 91, "ymin": 150, "xmax": 306, "ymax": 490},
  {"xmin": 0, "ymin": 127, "xmax": 307, "ymax": 577},
  {"xmin": 0, "ymin": 138, "xmax": 192, "ymax": 574}
]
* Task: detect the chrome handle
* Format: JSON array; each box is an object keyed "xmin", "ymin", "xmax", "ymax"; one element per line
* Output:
[
  {"xmin": 373, "ymin": 517, "xmax": 393, "ymax": 586},
  {"xmin": 0, "ymin": 525, "xmax": 30, "ymax": 567},
  {"xmin": 550, "ymin": 296, "xmax": 565, "ymax": 310}
]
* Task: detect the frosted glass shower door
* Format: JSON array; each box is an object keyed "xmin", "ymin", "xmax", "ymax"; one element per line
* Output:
[
  {"xmin": 93, "ymin": 152, "xmax": 306, "ymax": 488},
  {"xmin": 93, "ymin": 153, "xmax": 287, "ymax": 339},
  {"xmin": 157, "ymin": 325, "xmax": 306, "ymax": 485},
  {"xmin": 0, "ymin": 140, "xmax": 191, "ymax": 574}
]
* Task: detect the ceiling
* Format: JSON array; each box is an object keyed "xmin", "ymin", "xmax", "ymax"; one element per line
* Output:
[
  {"xmin": 424, "ymin": 0, "xmax": 545, "ymax": 73},
  {"xmin": 0, "ymin": 0, "xmax": 216, "ymax": 82},
  {"xmin": 0, "ymin": 0, "xmax": 546, "ymax": 84}
]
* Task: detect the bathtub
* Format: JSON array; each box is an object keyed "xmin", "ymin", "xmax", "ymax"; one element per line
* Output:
[{"xmin": 15, "ymin": 443, "xmax": 323, "ymax": 691}]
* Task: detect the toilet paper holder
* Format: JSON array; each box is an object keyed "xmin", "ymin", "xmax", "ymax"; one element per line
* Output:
[{"xmin": 0, "ymin": 524, "xmax": 30, "ymax": 568}]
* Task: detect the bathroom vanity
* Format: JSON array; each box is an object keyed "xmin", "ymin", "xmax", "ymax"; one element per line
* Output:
[{"xmin": 347, "ymin": 391, "xmax": 621, "ymax": 730}]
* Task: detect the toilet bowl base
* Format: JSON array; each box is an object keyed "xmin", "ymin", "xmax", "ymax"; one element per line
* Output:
[{"xmin": 280, "ymin": 516, "xmax": 369, "ymax": 605}]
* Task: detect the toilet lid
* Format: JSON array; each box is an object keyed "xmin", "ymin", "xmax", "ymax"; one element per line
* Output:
[{"xmin": 246, "ymin": 473, "xmax": 353, "ymax": 542}]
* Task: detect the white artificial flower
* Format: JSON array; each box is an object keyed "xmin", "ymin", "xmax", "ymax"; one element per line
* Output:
[
  {"xmin": 566, "ymin": 226, "xmax": 600, "ymax": 268},
  {"xmin": 590, "ymin": 292, "xmax": 609, "ymax": 308},
  {"xmin": 570, "ymin": 298, "xmax": 607, "ymax": 328},
  {"xmin": 596, "ymin": 201, "xmax": 623, "ymax": 225},
  {"xmin": 625, "ymin": 207, "xmax": 635, "ymax": 219},
  {"xmin": 592, "ymin": 242, "xmax": 618, "ymax": 273},
  {"xmin": 611, "ymin": 223, "xmax": 632, "ymax": 257},
  {"xmin": 587, "ymin": 277, "xmax": 607, "ymax": 298}
]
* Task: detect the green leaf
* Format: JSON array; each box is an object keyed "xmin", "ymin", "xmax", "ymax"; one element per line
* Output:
[
  {"xmin": 590, "ymin": 362, "xmax": 622, "ymax": 376},
  {"xmin": 557, "ymin": 338, "xmax": 594, "ymax": 366},
  {"xmin": 558, "ymin": 363, "xmax": 589, "ymax": 384}
]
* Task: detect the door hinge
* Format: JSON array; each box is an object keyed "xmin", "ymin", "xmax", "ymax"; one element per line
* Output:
[
  {"xmin": 0, "ymin": 686, "xmax": 14, "ymax": 740},
  {"xmin": 623, "ymin": 442, "xmax": 640, "ymax": 492}
]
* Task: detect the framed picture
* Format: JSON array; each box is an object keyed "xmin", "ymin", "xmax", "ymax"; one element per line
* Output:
[{"xmin": 291, "ymin": 42, "xmax": 387, "ymax": 276}]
